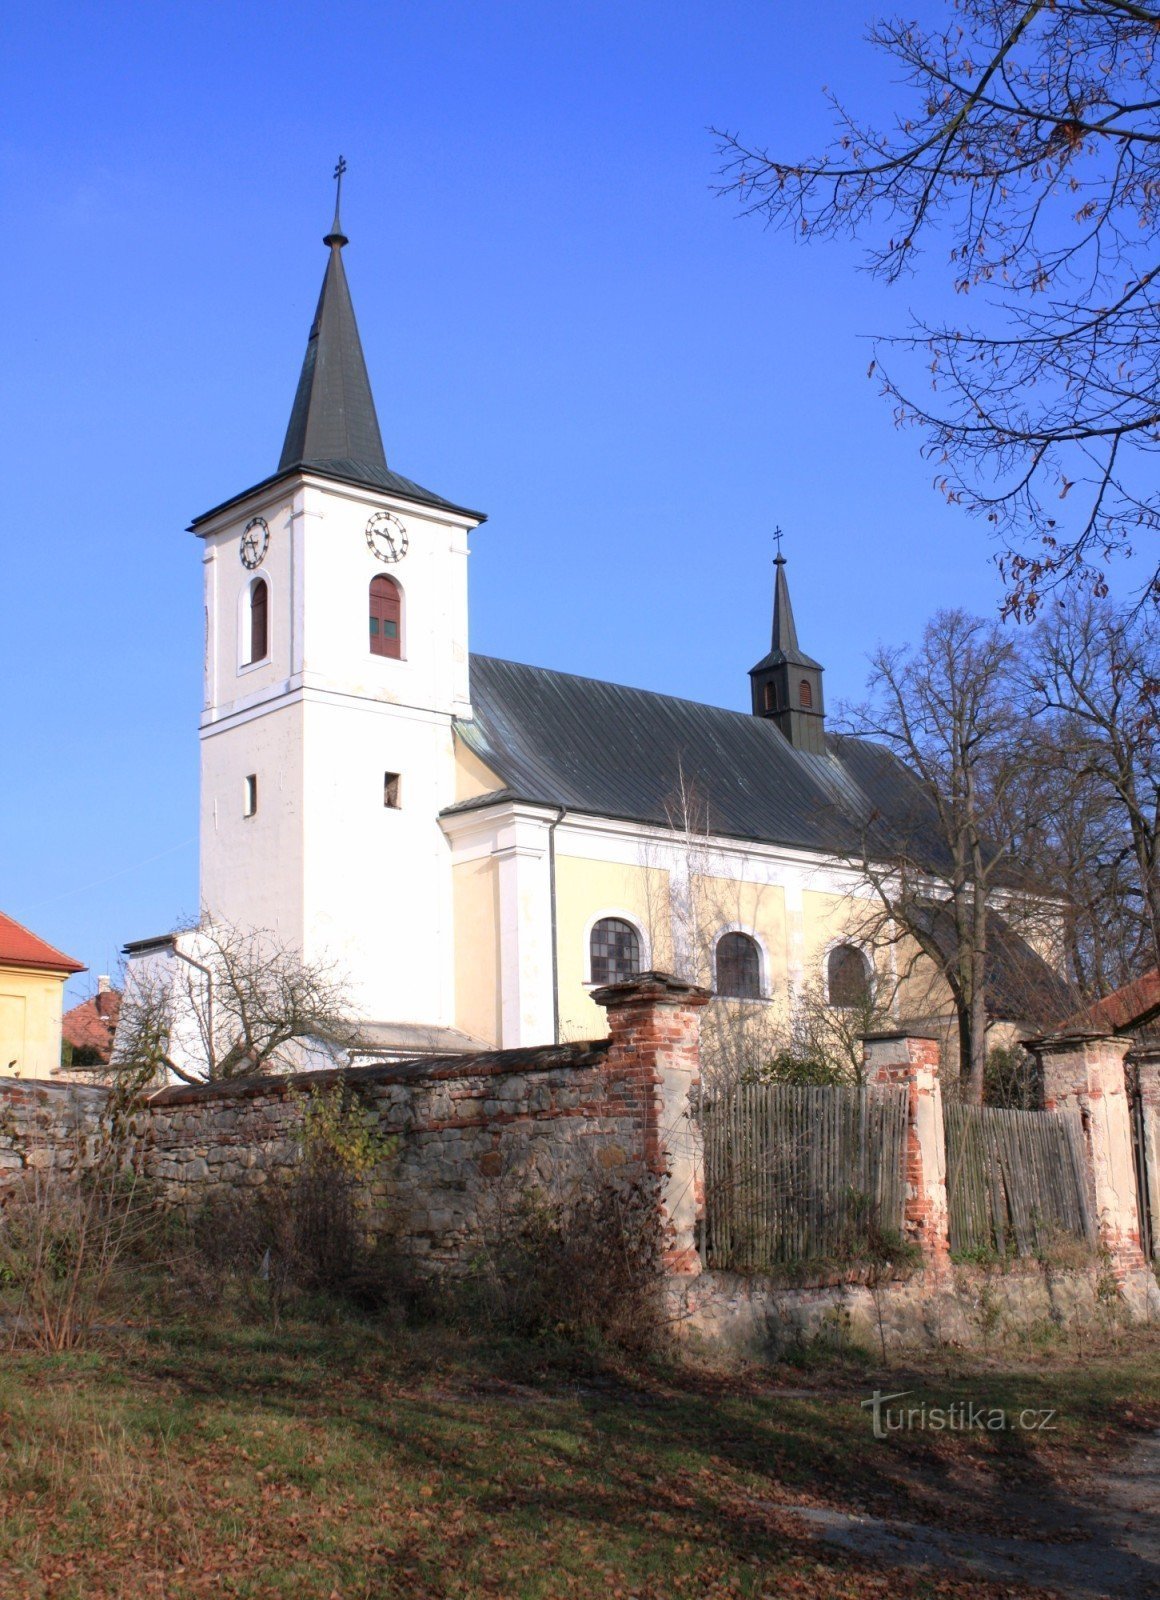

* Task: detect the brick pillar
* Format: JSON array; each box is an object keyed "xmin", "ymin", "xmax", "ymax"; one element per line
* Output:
[
  {"xmin": 862, "ymin": 1031, "xmax": 950, "ymax": 1270},
  {"xmin": 1031, "ymin": 1032, "xmax": 1146, "ymax": 1275},
  {"xmin": 592, "ymin": 971, "xmax": 710, "ymax": 1276}
]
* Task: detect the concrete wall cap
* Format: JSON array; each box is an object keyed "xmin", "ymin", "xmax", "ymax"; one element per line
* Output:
[
  {"xmin": 591, "ymin": 970, "xmax": 712, "ymax": 1009},
  {"xmin": 1026, "ymin": 1029, "xmax": 1128, "ymax": 1053},
  {"xmin": 861, "ymin": 1029, "xmax": 941, "ymax": 1046}
]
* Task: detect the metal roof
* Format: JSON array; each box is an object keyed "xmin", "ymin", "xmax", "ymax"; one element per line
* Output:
[{"xmin": 452, "ymin": 654, "xmax": 947, "ymax": 864}]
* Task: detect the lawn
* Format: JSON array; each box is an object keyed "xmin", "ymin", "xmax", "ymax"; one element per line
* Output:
[{"xmin": 2, "ymin": 1315, "xmax": 1158, "ymax": 1599}]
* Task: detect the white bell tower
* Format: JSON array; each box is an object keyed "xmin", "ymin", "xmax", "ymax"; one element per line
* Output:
[{"xmin": 193, "ymin": 178, "xmax": 485, "ymax": 1033}]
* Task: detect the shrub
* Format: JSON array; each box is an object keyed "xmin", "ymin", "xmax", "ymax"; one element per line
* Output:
[
  {"xmin": 187, "ymin": 1082, "xmax": 399, "ymax": 1321},
  {"xmin": 467, "ymin": 1166, "xmax": 667, "ymax": 1355},
  {"xmin": 0, "ymin": 1156, "xmax": 156, "ymax": 1351}
]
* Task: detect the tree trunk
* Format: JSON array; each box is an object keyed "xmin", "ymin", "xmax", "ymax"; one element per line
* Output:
[{"xmin": 965, "ymin": 976, "xmax": 988, "ymax": 1106}]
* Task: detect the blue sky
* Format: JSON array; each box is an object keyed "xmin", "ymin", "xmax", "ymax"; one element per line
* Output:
[{"xmin": 0, "ymin": 1, "xmax": 1075, "ymax": 998}]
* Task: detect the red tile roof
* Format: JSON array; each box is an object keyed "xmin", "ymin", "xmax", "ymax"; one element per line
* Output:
[
  {"xmin": 1057, "ymin": 969, "xmax": 1160, "ymax": 1035},
  {"xmin": 0, "ymin": 910, "xmax": 85, "ymax": 976},
  {"xmin": 62, "ymin": 990, "xmax": 122, "ymax": 1060}
]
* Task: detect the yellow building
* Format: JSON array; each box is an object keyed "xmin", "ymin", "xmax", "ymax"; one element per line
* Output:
[{"xmin": 0, "ymin": 911, "xmax": 85, "ymax": 1079}]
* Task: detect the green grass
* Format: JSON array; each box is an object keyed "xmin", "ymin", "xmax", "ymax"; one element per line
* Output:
[{"xmin": 1, "ymin": 1312, "xmax": 1158, "ymax": 1599}]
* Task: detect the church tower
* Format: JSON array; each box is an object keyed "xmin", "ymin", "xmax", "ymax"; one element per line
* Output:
[
  {"xmin": 748, "ymin": 553, "xmax": 826, "ymax": 755},
  {"xmin": 193, "ymin": 178, "xmax": 485, "ymax": 1030}
]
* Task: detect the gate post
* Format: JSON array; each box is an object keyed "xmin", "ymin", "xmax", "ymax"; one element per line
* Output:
[
  {"xmin": 1130, "ymin": 1041, "xmax": 1160, "ymax": 1264},
  {"xmin": 1030, "ymin": 1032, "xmax": 1147, "ymax": 1277},
  {"xmin": 862, "ymin": 1031, "xmax": 950, "ymax": 1270},
  {"xmin": 592, "ymin": 971, "xmax": 711, "ymax": 1276}
]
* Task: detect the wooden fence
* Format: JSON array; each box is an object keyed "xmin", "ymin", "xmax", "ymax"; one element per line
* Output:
[
  {"xmin": 701, "ymin": 1083, "xmax": 908, "ymax": 1272},
  {"xmin": 944, "ymin": 1104, "xmax": 1092, "ymax": 1258}
]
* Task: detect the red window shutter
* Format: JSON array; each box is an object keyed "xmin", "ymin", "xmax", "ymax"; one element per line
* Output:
[
  {"xmin": 369, "ymin": 576, "xmax": 401, "ymax": 659},
  {"xmin": 250, "ymin": 580, "xmax": 268, "ymax": 662}
]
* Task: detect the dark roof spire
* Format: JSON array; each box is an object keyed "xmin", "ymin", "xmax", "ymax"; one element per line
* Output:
[
  {"xmin": 771, "ymin": 553, "xmax": 801, "ymax": 658},
  {"xmin": 278, "ymin": 159, "xmax": 388, "ymax": 483}
]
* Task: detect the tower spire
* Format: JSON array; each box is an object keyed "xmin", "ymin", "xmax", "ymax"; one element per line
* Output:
[
  {"xmin": 748, "ymin": 537, "xmax": 827, "ymax": 754},
  {"xmin": 278, "ymin": 159, "xmax": 387, "ymax": 483}
]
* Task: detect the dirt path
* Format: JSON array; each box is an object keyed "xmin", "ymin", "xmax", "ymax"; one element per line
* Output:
[{"xmin": 789, "ymin": 1429, "xmax": 1160, "ymax": 1598}]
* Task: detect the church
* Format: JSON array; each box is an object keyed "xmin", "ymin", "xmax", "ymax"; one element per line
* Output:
[{"xmin": 121, "ymin": 191, "xmax": 1042, "ymax": 1071}]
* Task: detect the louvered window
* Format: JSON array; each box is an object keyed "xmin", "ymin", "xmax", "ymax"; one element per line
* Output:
[
  {"xmin": 369, "ymin": 576, "xmax": 401, "ymax": 659},
  {"xmin": 249, "ymin": 579, "xmax": 268, "ymax": 663}
]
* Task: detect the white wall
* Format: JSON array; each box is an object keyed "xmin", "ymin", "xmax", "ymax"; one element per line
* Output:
[{"xmin": 196, "ymin": 470, "xmax": 479, "ymax": 1027}]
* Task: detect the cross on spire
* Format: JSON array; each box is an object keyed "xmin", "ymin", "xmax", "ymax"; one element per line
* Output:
[
  {"xmin": 326, "ymin": 155, "xmax": 349, "ymax": 247},
  {"xmin": 773, "ymin": 524, "xmax": 785, "ymax": 563}
]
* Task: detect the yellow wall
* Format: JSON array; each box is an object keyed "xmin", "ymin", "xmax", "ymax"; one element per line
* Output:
[
  {"xmin": 690, "ymin": 875, "xmax": 788, "ymax": 994},
  {"xmin": 555, "ymin": 855, "xmax": 672, "ymax": 1040},
  {"xmin": 452, "ymin": 857, "xmax": 502, "ymax": 1046},
  {"xmin": 453, "ymin": 742, "xmax": 505, "ymax": 804},
  {"xmin": 0, "ymin": 966, "xmax": 68, "ymax": 1079}
]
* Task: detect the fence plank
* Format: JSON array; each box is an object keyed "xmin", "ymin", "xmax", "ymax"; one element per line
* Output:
[
  {"xmin": 701, "ymin": 1083, "xmax": 908, "ymax": 1271},
  {"xmin": 945, "ymin": 1103, "xmax": 1091, "ymax": 1258}
]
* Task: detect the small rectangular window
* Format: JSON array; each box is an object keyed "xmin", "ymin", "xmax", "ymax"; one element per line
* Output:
[
  {"xmin": 243, "ymin": 774, "xmax": 258, "ymax": 818},
  {"xmin": 383, "ymin": 772, "xmax": 401, "ymax": 809},
  {"xmin": 369, "ymin": 618, "xmax": 380, "ymax": 636},
  {"xmin": 383, "ymin": 621, "xmax": 398, "ymax": 639}
]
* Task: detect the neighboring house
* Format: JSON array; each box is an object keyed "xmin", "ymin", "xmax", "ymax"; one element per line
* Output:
[
  {"xmin": 120, "ymin": 194, "xmax": 1066, "ymax": 1077},
  {"xmin": 0, "ymin": 911, "xmax": 85, "ymax": 1079},
  {"xmin": 61, "ymin": 976, "xmax": 122, "ymax": 1069}
]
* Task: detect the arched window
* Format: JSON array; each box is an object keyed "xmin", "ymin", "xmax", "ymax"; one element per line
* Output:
[
  {"xmin": 249, "ymin": 578, "xmax": 268, "ymax": 663},
  {"xmin": 828, "ymin": 944, "xmax": 870, "ymax": 1009},
  {"xmin": 589, "ymin": 918, "xmax": 641, "ymax": 986},
  {"xmin": 763, "ymin": 682, "xmax": 775, "ymax": 712},
  {"xmin": 716, "ymin": 932, "xmax": 761, "ymax": 999},
  {"xmin": 369, "ymin": 576, "xmax": 401, "ymax": 659},
  {"xmin": 799, "ymin": 677, "xmax": 813, "ymax": 709}
]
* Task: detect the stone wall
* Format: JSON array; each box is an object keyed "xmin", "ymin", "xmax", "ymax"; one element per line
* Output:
[
  {"xmin": 670, "ymin": 1261, "xmax": 1138, "ymax": 1360},
  {"xmin": 142, "ymin": 1041, "xmax": 637, "ymax": 1271},
  {"xmin": 0, "ymin": 1079, "xmax": 108, "ymax": 1181},
  {"xmin": 0, "ymin": 974, "xmax": 711, "ymax": 1279}
]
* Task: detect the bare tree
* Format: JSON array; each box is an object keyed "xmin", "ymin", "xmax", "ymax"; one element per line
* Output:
[
  {"xmin": 1022, "ymin": 594, "xmax": 1160, "ymax": 982},
  {"xmin": 113, "ymin": 918, "xmax": 358, "ymax": 1086},
  {"xmin": 638, "ymin": 768, "xmax": 792, "ymax": 1092},
  {"xmin": 714, "ymin": 1, "xmax": 1160, "ymax": 611},
  {"xmin": 841, "ymin": 609, "xmax": 1031, "ymax": 1102}
]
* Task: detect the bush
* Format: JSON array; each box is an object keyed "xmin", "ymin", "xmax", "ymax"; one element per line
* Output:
[
  {"xmin": 186, "ymin": 1083, "xmax": 401, "ymax": 1321},
  {"xmin": 0, "ymin": 1158, "xmax": 157, "ymax": 1351},
  {"xmin": 467, "ymin": 1167, "xmax": 667, "ymax": 1355}
]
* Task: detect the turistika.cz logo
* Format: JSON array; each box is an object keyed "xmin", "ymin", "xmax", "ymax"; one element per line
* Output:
[{"xmin": 861, "ymin": 1389, "xmax": 1058, "ymax": 1440}]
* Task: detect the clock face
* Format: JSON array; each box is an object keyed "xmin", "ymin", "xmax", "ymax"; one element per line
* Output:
[
  {"xmin": 240, "ymin": 517, "xmax": 270, "ymax": 570},
  {"xmin": 366, "ymin": 510, "xmax": 409, "ymax": 564}
]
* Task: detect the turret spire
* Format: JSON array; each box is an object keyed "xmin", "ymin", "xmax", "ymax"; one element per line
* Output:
[
  {"xmin": 748, "ymin": 538, "xmax": 827, "ymax": 754},
  {"xmin": 771, "ymin": 553, "xmax": 801, "ymax": 657},
  {"xmin": 278, "ymin": 160, "xmax": 388, "ymax": 483}
]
